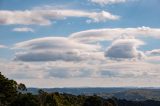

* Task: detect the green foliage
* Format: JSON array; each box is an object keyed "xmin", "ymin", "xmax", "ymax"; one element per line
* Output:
[
  {"xmin": 0, "ymin": 72, "xmax": 18, "ymax": 105},
  {"xmin": 83, "ymin": 95, "xmax": 103, "ymax": 106},
  {"xmin": 11, "ymin": 93, "xmax": 39, "ymax": 106},
  {"xmin": 18, "ymin": 83, "xmax": 27, "ymax": 91}
]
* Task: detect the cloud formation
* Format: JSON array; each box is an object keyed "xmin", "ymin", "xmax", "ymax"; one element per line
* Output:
[
  {"xmin": 89, "ymin": 0, "xmax": 126, "ymax": 5},
  {"xmin": 0, "ymin": 9, "xmax": 119, "ymax": 25},
  {"xmin": 2, "ymin": 26, "xmax": 159, "ymax": 87},
  {"xmin": 105, "ymin": 37, "xmax": 145, "ymax": 59},
  {"xmin": 0, "ymin": 59, "xmax": 160, "ymax": 87},
  {"xmin": 146, "ymin": 49, "xmax": 160, "ymax": 56},
  {"xmin": 0, "ymin": 45, "xmax": 7, "ymax": 49},
  {"xmin": 13, "ymin": 27, "xmax": 160, "ymax": 62},
  {"xmin": 70, "ymin": 27, "xmax": 160, "ymax": 43},
  {"xmin": 13, "ymin": 37, "xmax": 103, "ymax": 62},
  {"xmin": 13, "ymin": 27, "xmax": 34, "ymax": 32}
]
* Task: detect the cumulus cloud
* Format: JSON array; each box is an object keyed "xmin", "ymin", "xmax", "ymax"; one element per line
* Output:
[
  {"xmin": 70, "ymin": 27, "xmax": 160, "ymax": 43},
  {"xmin": 0, "ymin": 9, "xmax": 119, "ymax": 25},
  {"xmin": 105, "ymin": 37, "xmax": 145, "ymax": 59},
  {"xmin": 13, "ymin": 27, "xmax": 34, "ymax": 32},
  {"xmin": 13, "ymin": 37, "xmax": 103, "ymax": 62},
  {"xmin": 89, "ymin": 0, "xmax": 126, "ymax": 5}
]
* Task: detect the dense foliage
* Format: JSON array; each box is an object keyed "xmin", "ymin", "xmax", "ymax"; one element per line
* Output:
[
  {"xmin": 0, "ymin": 72, "xmax": 24, "ymax": 105},
  {"xmin": 0, "ymin": 72, "xmax": 160, "ymax": 106}
]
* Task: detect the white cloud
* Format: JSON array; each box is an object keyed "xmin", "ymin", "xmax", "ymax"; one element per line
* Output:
[
  {"xmin": 89, "ymin": 0, "xmax": 126, "ymax": 5},
  {"xmin": 13, "ymin": 37, "xmax": 103, "ymax": 62},
  {"xmin": 12, "ymin": 27, "xmax": 160, "ymax": 62},
  {"xmin": 145, "ymin": 49, "xmax": 160, "ymax": 63},
  {"xmin": 13, "ymin": 27, "xmax": 34, "ymax": 32},
  {"xmin": 70, "ymin": 27, "xmax": 160, "ymax": 43},
  {"xmin": 1, "ymin": 26, "xmax": 160, "ymax": 87},
  {"xmin": 98, "ymin": 61, "xmax": 160, "ymax": 80},
  {"xmin": 0, "ymin": 60, "xmax": 45, "ymax": 80},
  {"xmin": 146, "ymin": 49, "xmax": 160, "ymax": 56},
  {"xmin": 0, "ymin": 10, "xmax": 50, "ymax": 25},
  {"xmin": 14, "ymin": 37, "xmax": 99, "ymax": 51},
  {"xmin": 47, "ymin": 67, "xmax": 92, "ymax": 78},
  {"xmin": 0, "ymin": 59, "xmax": 160, "ymax": 87},
  {"xmin": 0, "ymin": 9, "xmax": 119, "ymax": 25},
  {"xmin": 146, "ymin": 56, "xmax": 160, "ymax": 64},
  {"xmin": 0, "ymin": 45, "xmax": 7, "ymax": 49},
  {"xmin": 105, "ymin": 37, "xmax": 145, "ymax": 59}
]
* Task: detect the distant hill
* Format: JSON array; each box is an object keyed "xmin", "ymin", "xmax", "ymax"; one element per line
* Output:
[
  {"xmin": 27, "ymin": 87, "xmax": 160, "ymax": 101},
  {"xmin": 99, "ymin": 89, "xmax": 160, "ymax": 101},
  {"xmin": 27, "ymin": 87, "xmax": 131, "ymax": 95}
]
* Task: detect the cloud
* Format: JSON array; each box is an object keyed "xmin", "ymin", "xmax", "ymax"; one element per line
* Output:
[
  {"xmin": 98, "ymin": 61, "xmax": 160, "ymax": 79},
  {"xmin": 105, "ymin": 37, "xmax": 145, "ymax": 59},
  {"xmin": 0, "ymin": 9, "xmax": 119, "ymax": 25},
  {"xmin": 1, "ymin": 26, "xmax": 160, "ymax": 87},
  {"xmin": 145, "ymin": 49, "xmax": 160, "ymax": 63},
  {"xmin": 13, "ymin": 27, "xmax": 34, "ymax": 32},
  {"xmin": 13, "ymin": 27, "xmax": 160, "ymax": 62},
  {"xmin": 146, "ymin": 49, "xmax": 160, "ymax": 56},
  {"xmin": 47, "ymin": 67, "xmax": 92, "ymax": 78},
  {"xmin": 14, "ymin": 50, "xmax": 85, "ymax": 62},
  {"xmin": 1, "ymin": 59, "xmax": 160, "ymax": 87},
  {"xmin": 14, "ymin": 37, "xmax": 99, "ymax": 51},
  {"xmin": 0, "ymin": 60, "xmax": 45, "ymax": 80},
  {"xmin": 89, "ymin": 0, "xmax": 126, "ymax": 5},
  {"xmin": 0, "ymin": 45, "xmax": 7, "ymax": 49},
  {"xmin": 70, "ymin": 27, "xmax": 160, "ymax": 43},
  {"xmin": 0, "ymin": 10, "xmax": 50, "ymax": 25},
  {"xmin": 13, "ymin": 37, "xmax": 103, "ymax": 62}
]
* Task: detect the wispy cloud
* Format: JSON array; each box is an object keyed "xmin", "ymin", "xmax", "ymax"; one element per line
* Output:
[
  {"xmin": 0, "ymin": 59, "xmax": 159, "ymax": 87},
  {"xmin": 13, "ymin": 27, "xmax": 34, "ymax": 32},
  {"xmin": 0, "ymin": 45, "xmax": 7, "ymax": 49},
  {"xmin": 89, "ymin": 0, "xmax": 126, "ymax": 6},
  {"xmin": 70, "ymin": 27, "xmax": 160, "ymax": 43},
  {"xmin": 146, "ymin": 49, "xmax": 160, "ymax": 56},
  {"xmin": 0, "ymin": 9, "xmax": 119, "ymax": 26}
]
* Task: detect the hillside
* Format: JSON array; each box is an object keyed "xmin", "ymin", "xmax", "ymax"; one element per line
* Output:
[
  {"xmin": 27, "ymin": 88, "xmax": 160, "ymax": 101},
  {"xmin": 99, "ymin": 89, "xmax": 160, "ymax": 101}
]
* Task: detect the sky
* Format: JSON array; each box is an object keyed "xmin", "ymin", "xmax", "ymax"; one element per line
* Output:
[{"xmin": 0, "ymin": 0, "xmax": 160, "ymax": 88}]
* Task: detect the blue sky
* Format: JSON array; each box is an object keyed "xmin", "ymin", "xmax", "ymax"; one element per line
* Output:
[{"xmin": 0, "ymin": 0, "xmax": 160, "ymax": 87}]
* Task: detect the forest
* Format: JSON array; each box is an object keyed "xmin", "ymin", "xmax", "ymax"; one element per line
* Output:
[{"xmin": 1, "ymin": 72, "xmax": 160, "ymax": 106}]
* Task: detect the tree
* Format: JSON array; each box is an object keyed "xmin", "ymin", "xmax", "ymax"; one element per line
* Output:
[
  {"xmin": 83, "ymin": 96, "xmax": 103, "ymax": 106},
  {"xmin": 0, "ymin": 72, "xmax": 18, "ymax": 105},
  {"xmin": 18, "ymin": 83, "xmax": 27, "ymax": 92},
  {"xmin": 0, "ymin": 72, "xmax": 27, "ymax": 105},
  {"xmin": 11, "ymin": 93, "xmax": 39, "ymax": 106},
  {"xmin": 38, "ymin": 89, "xmax": 47, "ymax": 106}
]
